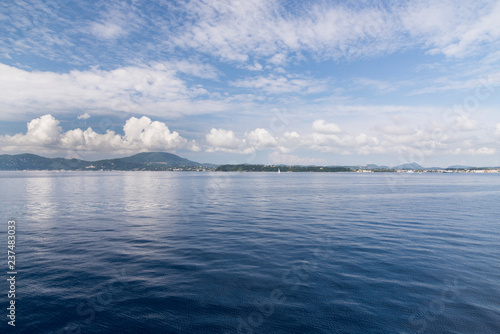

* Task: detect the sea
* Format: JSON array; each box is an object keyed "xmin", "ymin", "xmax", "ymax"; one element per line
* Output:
[{"xmin": 0, "ymin": 171, "xmax": 499, "ymax": 334}]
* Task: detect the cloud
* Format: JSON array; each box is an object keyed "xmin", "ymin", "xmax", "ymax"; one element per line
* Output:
[
  {"xmin": 21, "ymin": 114, "xmax": 62, "ymax": 146},
  {"xmin": 439, "ymin": 1, "xmax": 500, "ymax": 57},
  {"xmin": 87, "ymin": 2, "xmax": 146, "ymax": 41},
  {"xmin": 374, "ymin": 112, "xmax": 500, "ymax": 161},
  {"xmin": 496, "ymin": 123, "xmax": 500, "ymax": 135},
  {"xmin": 354, "ymin": 78, "xmax": 401, "ymax": 93},
  {"xmin": 171, "ymin": 0, "xmax": 500, "ymax": 64},
  {"xmin": 276, "ymin": 132, "xmax": 302, "ymax": 153},
  {"xmin": 464, "ymin": 147, "xmax": 496, "ymax": 155},
  {"xmin": 246, "ymin": 128, "xmax": 277, "ymax": 147},
  {"xmin": 90, "ymin": 22, "xmax": 126, "ymax": 40},
  {"xmin": 455, "ymin": 115, "xmax": 478, "ymax": 130},
  {"xmin": 205, "ymin": 128, "xmax": 244, "ymax": 152},
  {"xmin": 409, "ymin": 71, "xmax": 500, "ymax": 95},
  {"xmin": 450, "ymin": 147, "xmax": 497, "ymax": 155},
  {"xmin": 174, "ymin": 0, "xmax": 400, "ymax": 62},
  {"xmin": 268, "ymin": 152, "xmax": 327, "ymax": 166},
  {"xmin": 244, "ymin": 62, "xmax": 264, "ymax": 71},
  {"xmin": 204, "ymin": 127, "xmax": 285, "ymax": 154},
  {"xmin": 309, "ymin": 132, "xmax": 380, "ymax": 154},
  {"xmin": 3, "ymin": 0, "xmax": 499, "ymax": 69},
  {"xmin": 0, "ymin": 63, "xmax": 227, "ymax": 120},
  {"xmin": 400, "ymin": 0, "xmax": 500, "ymax": 58},
  {"xmin": 268, "ymin": 53, "xmax": 286, "ymax": 65},
  {"xmin": 4, "ymin": 113, "xmax": 496, "ymax": 163},
  {"xmin": 0, "ymin": 115, "xmax": 198, "ymax": 155},
  {"xmin": 204, "ymin": 120, "xmax": 380, "ymax": 156},
  {"xmin": 123, "ymin": 116, "xmax": 196, "ymax": 151},
  {"xmin": 312, "ymin": 120, "xmax": 342, "ymax": 134},
  {"xmin": 169, "ymin": 60, "xmax": 219, "ymax": 79},
  {"xmin": 77, "ymin": 113, "xmax": 91, "ymax": 120},
  {"xmin": 231, "ymin": 74, "xmax": 327, "ymax": 94},
  {"xmin": 375, "ymin": 124, "xmax": 415, "ymax": 136}
]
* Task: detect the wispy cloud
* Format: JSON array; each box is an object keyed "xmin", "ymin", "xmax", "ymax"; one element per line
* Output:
[
  {"xmin": 172, "ymin": 0, "xmax": 401, "ymax": 62},
  {"xmin": 409, "ymin": 71, "xmax": 500, "ymax": 95},
  {"xmin": 3, "ymin": 0, "xmax": 499, "ymax": 66},
  {"xmin": 231, "ymin": 74, "xmax": 328, "ymax": 94},
  {"xmin": 0, "ymin": 63, "xmax": 227, "ymax": 120},
  {"xmin": 86, "ymin": 1, "xmax": 145, "ymax": 41},
  {"xmin": 400, "ymin": 0, "xmax": 500, "ymax": 57},
  {"xmin": 169, "ymin": 0, "xmax": 500, "ymax": 64},
  {"xmin": 89, "ymin": 22, "xmax": 126, "ymax": 40},
  {"xmin": 353, "ymin": 78, "xmax": 404, "ymax": 94}
]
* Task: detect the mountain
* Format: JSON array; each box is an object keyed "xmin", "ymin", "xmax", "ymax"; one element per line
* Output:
[
  {"xmin": 0, "ymin": 153, "xmax": 90, "ymax": 170},
  {"xmin": 0, "ymin": 152, "xmax": 216, "ymax": 171},
  {"xmin": 363, "ymin": 164, "xmax": 390, "ymax": 169},
  {"xmin": 120, "ymin": 152, "xmax": 204, "ymax": 166},
  {"xmin": 392, "ymin": 162, "xmax": 425, "ymax": 170}
]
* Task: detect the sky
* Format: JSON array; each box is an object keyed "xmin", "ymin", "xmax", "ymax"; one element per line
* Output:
[{"xmin": 1, "ymin": 0, "xmax": 500, "ymax": 167}]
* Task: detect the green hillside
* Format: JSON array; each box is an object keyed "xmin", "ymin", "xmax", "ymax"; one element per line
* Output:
[{"xmin": 0, "ymin": 152, "xmax": 215, "ymax": 171}]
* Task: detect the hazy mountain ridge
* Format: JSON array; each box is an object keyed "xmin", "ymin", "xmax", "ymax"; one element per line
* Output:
[
  {"xmin": 0, "ymin": 152, "xmax": 216, "ymax": 171},
  {"xmin": 392, "ymin": 162, "xmax": 425, "ymax": 170},
  {"xmin": 0, "ymin": 153, "xmax": 497, "ymax": 171},
  {"xmin": 120, "ymin": 152, "xmax": 209, "ymax": 167}
]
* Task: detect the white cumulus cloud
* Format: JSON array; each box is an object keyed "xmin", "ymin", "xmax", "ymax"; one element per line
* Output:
[
  {"xmin": 25, "ymin": 114, "xmax": 62, "ymax": 145},
  {"xmin": 123, "ymin": 116, "xmax": 196, "ymax": 151},
  {"xmin": 455, "ymin": 115, "xmax": 478, "ymax": 130},
  {"xmin": 246, "ymin": 128, "xmax": 277, "ymax": 147},
  {"xmin": 0, "ymin": 115, "xmax": 198, "ymax": 156},
  {"xmin": 205, "ymin": 128, "xmax": 244, "ymax": 152},
  {"xmin": 77, "ymin": 113, "xmax": 91, "ymax": 120},
  {"xmin": 312, "ymin": 120, "xmax": 342, "ymax": 134}
]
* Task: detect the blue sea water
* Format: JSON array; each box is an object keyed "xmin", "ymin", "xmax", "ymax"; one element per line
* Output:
[{"xmin": 0, "ymin": 171, "xmax": 499, "ymax": 334}]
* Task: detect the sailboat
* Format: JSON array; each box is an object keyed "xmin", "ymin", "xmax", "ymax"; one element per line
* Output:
[{"xmin": 277, "ymin": 168, "xmax": 281, "ymax": 173}]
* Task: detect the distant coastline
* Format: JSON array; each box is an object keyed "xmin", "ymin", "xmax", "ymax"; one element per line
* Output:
[
  {"xmin": 1, "ymin": 152, "xmax": 499, "ymax": 173},
  {"xmin": 215, "ymin": 165, "xmax": 500, "ymax": 173}
]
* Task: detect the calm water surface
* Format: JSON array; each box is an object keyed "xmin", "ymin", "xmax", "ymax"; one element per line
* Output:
[{"xmin": 0, "ymin": 172, "xmax": 499, "ymax": 333}]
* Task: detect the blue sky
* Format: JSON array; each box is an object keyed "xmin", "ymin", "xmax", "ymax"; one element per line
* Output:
[{"xmin": 1, "ymin": 0, "xmax": 500, "ymax": 167}]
